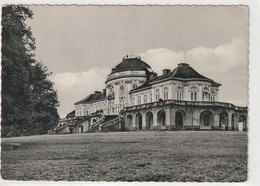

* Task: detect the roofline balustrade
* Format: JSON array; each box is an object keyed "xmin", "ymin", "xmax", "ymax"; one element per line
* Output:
[{"xmin": 123, "ymin": 100, "xmax": 247, "ymax": 112}]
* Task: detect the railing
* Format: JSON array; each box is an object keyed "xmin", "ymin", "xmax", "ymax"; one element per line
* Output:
[
  {"xmin": 124, "ymin": 100, "xmax": 247, "ymax": 111},
  {"xmin": 106, "ymin": 70, "xmax": 146, "ymax": 82},
  {"xmin": 123, "ymin": 55, "xmax": 141, "ymax": 60},
  {"xmin": 100, "ymin": 117, "xmax": 121, "ymax": 132},
  {"xmin": 101, "ymin": 117, "xmax": 120, "ymax": 128}
]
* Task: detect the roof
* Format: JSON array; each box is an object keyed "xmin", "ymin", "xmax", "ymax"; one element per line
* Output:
[
  {"xmin": 75, "ymin": 91, "xmax": 106, "ymax": 105},
  {"xmin": 66, "ymin": 110, "xmax": 75, "ymax": 118},
  {"xmin": 131, "ymin": 63, "xmax": 221, "ymax": 93},
  {"xmin": 111, "ymin": 56, "xmax": 151, "ymax": 74}
]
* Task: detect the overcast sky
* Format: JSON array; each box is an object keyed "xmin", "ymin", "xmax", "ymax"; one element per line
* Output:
[{"xmin": 26, "ymin": 5, "xmax": 248, "ymax": 118}]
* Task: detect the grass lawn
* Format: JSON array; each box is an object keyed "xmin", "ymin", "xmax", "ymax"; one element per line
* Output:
[{"xmin": 1, "ymin": 131, "xmax": 247, "ymax": 182}]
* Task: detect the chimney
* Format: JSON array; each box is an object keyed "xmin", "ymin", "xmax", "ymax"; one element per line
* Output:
[
  {"xmin": 148, "ymin": 72, "xmax": 157, "ymax": 80},
  {"xmin": 162, "ymin": 69, "xmax": 171, "ymax": 75},
  {"xmin": 102, "ymin": 89, "xmax": 106, "ymax": 95}
]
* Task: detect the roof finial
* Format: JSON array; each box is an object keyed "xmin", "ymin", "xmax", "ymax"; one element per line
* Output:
[{"xmin": 183, "ymin": 51, "xmax": 187, "ymax": 63}]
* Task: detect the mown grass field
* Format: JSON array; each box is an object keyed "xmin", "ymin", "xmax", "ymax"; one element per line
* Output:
[{"xmin": 1, "ymin": 131, "xmax": 247, "ymax": 182}]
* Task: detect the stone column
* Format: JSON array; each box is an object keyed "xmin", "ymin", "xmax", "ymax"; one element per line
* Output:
[
  {"xmin": 132, "ymin": 114, "xmax": 136, "ymax": 130},
  {"xmin": 198, "ymin": 84, "xmax": 202, "ymax": 101},
  {"xmin": 142, "ymin": 112, "xmax": 146, "ymax": 130},
  {"xmin": 168, "ymin": 84, "xmax": 173, "ymax": 100},
  {"xmin": 228, "ymin": 112, "xmax": 233, "ymax": 131},
  {"xmin": 170, "ymin": 108, "xmax": 175, "ymax": 130},
  {"xmin": 165, "ymin": 107, "xmax": 171, "ymax": 129},
  {"xmin": 234, "ymin": 112, "xmax": 239, "ymax": 131},
  {"xmin": 213, "ymin": 112, "xmax": 220, "ymax": 130},
  {"xmin": 153, "ymin": 110, "xmax": 158, "ymax": 129}
]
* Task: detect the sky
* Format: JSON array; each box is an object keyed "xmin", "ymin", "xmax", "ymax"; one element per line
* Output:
[{"xmin": 26, "ymin": 5, "xmax": 249, "ymax": 118}]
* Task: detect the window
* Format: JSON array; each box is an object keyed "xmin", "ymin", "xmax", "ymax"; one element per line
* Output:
[
  {"xmin": 137, "ymin": 96, "xmax": 141, "ymax": 105},
  {"xmin": 211, "ymin": 96, "xmax": 215, "ymax": 102},
  {"xmin": 120, "ymin": 85, "xmax": 124, "ymax": 91},
  {"xmin": 203, "ymin": 92, "xmax": 208, "ymax": 101},
  {"xmin": 155, "ymin": 94, "xmax": 160, "ymax": 101},
  {"xmin": 150, "ymin": 95, "xmax": 153, "ymax": 103},
  {"xmin": 131, "ymin": 98, "xmax": 135, "ymax": 105},
  {"xmin": 164, "ymin": 92, "xmax": 168, "ymax": 100},
  {"xmin": 143, "ymin": 95, "xmax": 148, "ymax": 104},
  {"xmin": 191, "ymin": 92, "xmax": 197, "ymax": 101},
  {"xmin": 177, "ymin": 92, "xmax": 182, "ymax": 100},
  {"xmin": 133, "ymin": 84, "xmax": 138, "ymax": 89},
  {"xmin": 155, "ymin": 89, "xmax": 160, "ymax": 102}
]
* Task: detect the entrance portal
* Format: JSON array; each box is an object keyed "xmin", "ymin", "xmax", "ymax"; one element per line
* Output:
[
  {"xmin": 239, "ymin": 115, "xmax": 247, "ymax": 131},
  {"xmin": 219, "ymin": 112, "xmax": 228, "ymax": 130},
  {"xmin": 231, "ymin": 113, "xmax": 235, "ymax": 130},
  {"xmin": 157, "ymin": 110, "xmax": 166, "ymax": 127},
  {"xmin": 175, "ymin": 111, "xmax": 184, "ymax": 129},
  {"xmin": 136, "ymin": 113, "xmax": 142, "ymax": 130},
  {"xmin": 146, "ymin": 112, "xmax": 153, "ymax": 130},
  {"xmin": 79, "ymin": 126, "xmax": 83, "ymax": 133},
  {"xmin": 200, "ymin": 111, "xmax": 214, "ymax": 127},
  {"xmin": 126, "ymin": 115, "xmax": 133, "ymax": 130}
]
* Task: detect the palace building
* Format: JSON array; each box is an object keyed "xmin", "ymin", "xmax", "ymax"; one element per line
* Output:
[{"xmin": 55, "ymin": 55, "xmax": 247, "ymax": 134}]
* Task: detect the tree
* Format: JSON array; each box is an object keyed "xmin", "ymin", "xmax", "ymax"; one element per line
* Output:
[{"xmin": 2, "ymin": 5, "xmax": 59, "ymax": 137}]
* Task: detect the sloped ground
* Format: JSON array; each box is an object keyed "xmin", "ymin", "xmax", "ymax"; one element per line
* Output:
[{"xmin": 1, "ymin": 131, "xmax": 247, "ymax": 182}]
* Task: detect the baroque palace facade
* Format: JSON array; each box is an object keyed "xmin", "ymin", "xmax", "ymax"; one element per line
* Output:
[{"xmin": 55, "ymin": 55, "xmax": 247, "ymax": 134}]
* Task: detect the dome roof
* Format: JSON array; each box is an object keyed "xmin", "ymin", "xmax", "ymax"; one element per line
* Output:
[{"xmin": 111, "ymin": 55, "xmax": 151, "ymax": 74}]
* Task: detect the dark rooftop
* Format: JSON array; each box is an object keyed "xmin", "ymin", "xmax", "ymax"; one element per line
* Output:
[
  {"xmin": 131, "ymin": 63, "xmax": 221, "ymax": 92},
  {"xmin": 75, "ymin": 91, "xmax": 106, "ymax": 105},
  {"xmin": 66, "ymin": 110, "xmax": 75, "ymax": 118},
  {"xmin": 111, "ymin": 55, "xmax": 151, "ymax": 74}
]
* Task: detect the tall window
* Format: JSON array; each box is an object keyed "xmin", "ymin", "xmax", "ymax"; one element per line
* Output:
[
  {"xmin": 163, "ymin": 92, "xmax": 168, "ymax": 100},
  {"xmin": 143, "ymin": 95, "xmax": 148, "ymax": 104},
  {"xmin": 155, "ymin": 94, "xmax": 160, "ymax": 101},
  {"xmin": 177, "ymin": 92, "xmax": 182, "ymax": 100},
  {"xmin": 120, "ymin": 99, "xmax": 125, "ymax": 107},
  {"xmin": 211, "ymin": 96, "xmax": 215, "ymax": 102},
  {"xmin": 137, "ymin": 96, "xmax": 141, "ymax": 105},
  {"xmin": 203, "ymin": 92, "xmax": 208, "ymax": 101},
  {"xmin": 191, "ymin": 92, "xmax": 197, "ymax": 101},
  {"xmin": 131, "ymin": 98, "xmax": 135, "ymax": 105}
]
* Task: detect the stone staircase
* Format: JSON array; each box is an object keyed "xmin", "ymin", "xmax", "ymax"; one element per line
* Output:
[{"xmin": 88, "ymin": 115, "xmax": 122, "ymax": 133}]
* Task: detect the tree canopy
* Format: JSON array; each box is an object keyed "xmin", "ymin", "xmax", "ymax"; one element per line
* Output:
[{"xmin": 2, "ymin": 5, "xmax": 59, "ymax": 137}]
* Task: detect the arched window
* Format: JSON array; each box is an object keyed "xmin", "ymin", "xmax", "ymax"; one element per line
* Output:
[
  {"xmin": 133, "ymin": 84, "xmax": 138, "ymax": 89},
  {"xmin": 157, "ymin": 110, "xmax": 166, "ymax": 126}
]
